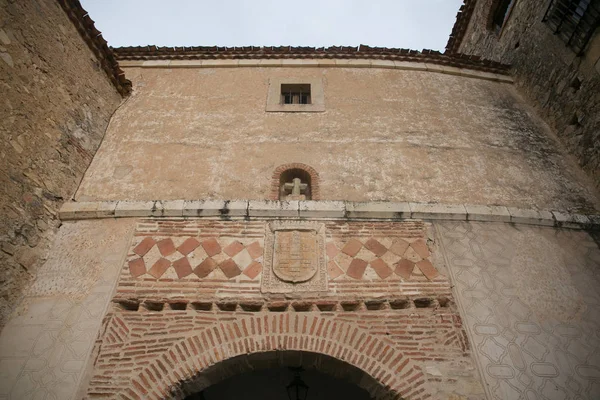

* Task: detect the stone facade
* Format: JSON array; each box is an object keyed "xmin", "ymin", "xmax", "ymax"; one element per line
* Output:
[
  {"xmin": 0, "ymin": 0, "xmax": 124, "ymax": 326},
  {"xmin": 452, "ymin": 0, "xmax": 600, "ymax": 189},
  {"xmin": 75, "ymin": 63, "xmax": 599, "ymax": 212},
  {"xmin": 1, "ymin": 1, "xmax": 599, "ymax": 400}
]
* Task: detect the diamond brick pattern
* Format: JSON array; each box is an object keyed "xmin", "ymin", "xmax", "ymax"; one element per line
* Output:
[
  {"xmin": 328, "ymin": 236, "xmax": 439, "ymax": 281},
  {"xmin": 223, "ymin": 241, "xmax": 244, "ymax": 257},
  {"xmin": 172, "ymin": 257, "xmax": 193, "ymax": 278},
  {"xmin": 347, "ymin": 258, "xmax": 368, "ymax": 279},
  {"xmin": 125, "ymin": 234, "xmax": 437, "ymax": 282},
  {"xmin": 133, "ymin": 237, "xmax": 155, "ymax": 257},
  {"xmin": 194, "ymin": 258, "xmax": 217, "ymax": 278},
  {"xmin": 148, "ymin": 258, "xmax": 171, "ymax": 279},
  {"xmin": 243, "ymin": 261, "xmax": 262, "ymax": 279},
  {"xmin": 370, "ymin": 258, "xmax": 393, "ymax": 279},
  {"xmin": 128, "ymin": 236, "xmax": 265, "ymax": 281},
  {"xmin": 201, "ymin": 238, "xmax": 221, "ymax": 257},
  {"xmin": 128, "ymin": 258, "xmax": 146, "ymax": 278},
  {"xmin": 342, "ymin": 239, "xmax": 363, "ymax": 257},
  {"xmin": 177, "ymin": 238, "xmax": 200, "ymax": 255},
  {"xmin": 219, "ymin": 258, "xmax": 241, "ymax": 278},
  {"xmin": 364, "ymin": 238, "xmax": 388, "ymax": 257},
  {"xmin": 157, "ymin": 238, "xmax": 176, "ymax": 256}
]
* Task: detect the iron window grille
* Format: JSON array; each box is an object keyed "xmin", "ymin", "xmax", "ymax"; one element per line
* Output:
[
  {"xmin": 543, "ymin": 0, "xmax": 600, "ymax": 55},
  {"xmin": 281, "ymin": 84, "xmax": 311, "ymax": 105}
]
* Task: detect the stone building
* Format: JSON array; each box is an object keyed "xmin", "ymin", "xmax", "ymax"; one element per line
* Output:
[{"xmin": 0, "ymin": 0, "xmax": 599, "ymax": 399}]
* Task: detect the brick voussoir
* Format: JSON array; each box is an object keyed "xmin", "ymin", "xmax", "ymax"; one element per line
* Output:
[{"xmin": 58, "ymin": 200, "xmax": 600, "ymax": 230}]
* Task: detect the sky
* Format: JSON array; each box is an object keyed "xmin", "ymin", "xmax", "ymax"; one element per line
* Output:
[{"xmin": 80, "ymin": 0, "xmax": 464, "ymax": 51}]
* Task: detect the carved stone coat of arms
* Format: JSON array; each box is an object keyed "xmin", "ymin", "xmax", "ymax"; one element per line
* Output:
[{"xmin": 261, "ymin": 221, "xmax": 327, "ymax": 293}]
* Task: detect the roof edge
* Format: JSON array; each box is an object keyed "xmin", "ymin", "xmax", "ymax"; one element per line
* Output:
[
  {"xmin": 112, "ymin": 44, "xmax": 510, "ymax": 75},
  {"xmin": 445, "ymin": 0, "xmax": 477, "ymax": 54},
  {"xmin": 56, "ymin": 0, "xmax": 131, "ymax": 96}
]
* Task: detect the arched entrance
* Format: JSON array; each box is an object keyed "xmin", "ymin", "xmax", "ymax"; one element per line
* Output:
[
  {"xmin": 117, "ymin": 314, "xmax": 421, "ymax": 399},
  {"xmin": 182, "ymin": 351, "xmax": 376, "ymax": 400}
]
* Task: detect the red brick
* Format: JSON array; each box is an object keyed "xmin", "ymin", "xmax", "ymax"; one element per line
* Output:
[
  {"xmin": 133, "ymin": 237, "xmax": 155, "ymax": 257},
  {"xmin": 177, "ymin": 238, "xmax": 200, "ymax": 255},
  {"xmin": 364, "ymin": 238, "xmax": 388, "ymax": 257},
  {"xmin": 148, "ymin": 258, "xmax": 171, "ymax": 279},
  {"xmin": 245, "ymin": 241, "xmax": 263, "ymax": 260},
  {"xmin": 416, "ymin": 260, "xmax": 439, "ymax": 280},
  {"xmin": 341, "ymin": 239, "xmax": 363, "ymax": 257},
  {"xmin": 243, "ymin": 261, "xmax": 262, "ymax": 279},
  {"xmin": 201, "ymin": 238, "xmax": 221, "ymax": 257},
  {"xmin": 193, "ymin": 258, "xmax": 217, "ymax": 278},
  {"xmin": 370, "ymin": 258, "xmax": 393, "ymax": 279},
  {"xmin": 394, "ymin": 259, "xmax": 414, "ymax": 280},
  {"xmin": 172, "ymin": 257, "xmax": 193, "ymax": 278},
  {"xmin": 389, "ymin": 239, "xmax": 410, "ymax": 256},
  {"xmin": 346, "ymin": 258, "xmax": 368, "ymax": 279},
  {"xmin": 326, "ymin": 242, "xmax": 340, "ymax": 260},
  {"xmin": 223, "ymin": 241, "xmax": 244, "ymax": 257},
  {"xmin": 410, "ymin": 239, "xmax": 430, "ymax": 259},
  {"xmin": 128, "ymin": 258, "xmax": 146, "ymax": 278},
  {"xmin": 219, "ymin": 258, "xmax": 241, "ymax": 278},
  {"xmin": 157, "ymin": 238, "xmax": 177, "ymax": 256},
  {"xmin": 328, "ymin": 260, "xmax": 344, "ymax": 280}
]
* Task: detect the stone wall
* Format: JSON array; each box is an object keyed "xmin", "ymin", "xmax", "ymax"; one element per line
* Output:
[
  {"xmin": 456, "ymin": 0, "xmax": 600, "ymax": 189},
  {"xmin": 76, "ymin": 65, "xmax": 600, "ymax": 212},
  {"xmin": 0, "ymin": 0, "xmax": 123, "ymax": 327}
]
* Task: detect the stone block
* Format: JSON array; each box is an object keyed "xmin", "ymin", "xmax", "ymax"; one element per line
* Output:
[
  {"xmin": 221, "ymin": 200, "xmax": 248, "ymax": 217},
  {"xmin": 237, "ymin": 59, "xmax": 261, "ymax": 67},
  {"xmin": 96, "ymin": 201, "xmax": 117, "ymax": 218},
  {"xmin": 114, "ymin": 201, "xmax": 155, "ymax": 217},
  {"xmin": 537, "ymin": 210, "xmax": 555, "ymax": 226},
  {"xmin": 183, "ymin": 200, "xmax": 225, "ymax": 217},
  {"xmin": 169, "ymin": 60, "xmax": 203, "ymax": 68},
  {"xmin": 345, "ymin": 202, "xmax": 410, "ymax": 219},
  {"xmin": 440, "ymin": 65, "xmax": 463, "ymax": 76},
  {"xmin": 459, "ymin": 69, "xmax": 503, "ymax": 82},
  {"xmin": 299, "ymin": 201, "xmax": 345, "ymax": 218},
  {"xmin": 248, "ymin": 200, "xmax": 299, "ymax": 218},
  {"xmin": 507, "ymin": 207, "xmax": 550, "ymax": 225},
  {"xmin": 59, "ymin": 201, "xmax": 98, "ymax": 220},
  {"xmin": 317, "ymin": 59, "xmax": 337, "ymax": 67},
  {"xmin": 280, "ymin": 59, "xmax": 304, "ymax": 67},
  {"xmin": 202, "ymin": 59, "xmax": 238, "ymax": 68},
  {"xmin": 259, "ymin": 59, "xmax": 283, "ymax": 67},
  {"xmin": 141, "ymin": 60, "xmax": 171, "ymax": 67},
  {"xmin": 552, "ymin": 211, "xmax": 589, "ymax": 229},
  {"xmin": 410, "ymin": 203, "xmax": 467, "ymax": 220},
  {"xmin": 336, "ymin": 59, "xmax": 371, "ymax": 67},
  {"xmin": 118, "ymin": 60, "xmax": 145, "ymax": 67},
  {"xmin": 425, "ymin": 63, "xmax": 444, "ymax": 73},
  {"xmin": 394, "ymin": 61, "xmax": 427, "ymax": 71},
  {"xmin": 370, "ymin": 60, "xmax": 396, "ymax": 69},
  {"xmin": 162, "ymin": 200, "xmax": 185, "ymax": 217},
  {"xmin": 465, "ymin": 204, "xmax": 511, "ymax": 222}
]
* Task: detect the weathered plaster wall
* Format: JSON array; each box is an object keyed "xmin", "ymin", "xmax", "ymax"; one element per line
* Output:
[
  {"xmin": 438, "ymin": 221, "xmax": 600, "ymax": 400},
  {"xmin": 457, "ymin": 0, "xmax": 600, "ymax": 189},
  {"xmin": 0, "ymin": 0, "xmax": 123, "ymax": 326},
  {"xmin": 77, "ymin": 66, "xmax": 599, "ymax": 212}
]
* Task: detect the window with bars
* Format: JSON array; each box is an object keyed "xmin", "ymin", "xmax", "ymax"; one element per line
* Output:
[
  {"xmin": 491, "ymin": 0, "xmax": 516, "ymax": 33},
  {"xmin": 543, "ymin": 0, "xmax": 600, "ymax": 55},
  {"xmin": 281, "ymin": 84, "xmax": 311, "ymax": 105}
]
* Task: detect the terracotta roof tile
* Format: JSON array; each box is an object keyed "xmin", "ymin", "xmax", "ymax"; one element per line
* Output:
[
  {"xmin": 113, "ymin": 43, "xmax": 510, "ymax": 74},
  {"xmin": 56, "ymin": 0, "xmax": 131, "ymax": 96},
  {"xmin": 445, "ymin": 0, "xmax": 477, "ymax": 54}
]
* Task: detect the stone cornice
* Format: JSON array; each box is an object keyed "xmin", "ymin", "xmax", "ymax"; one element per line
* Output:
[
  {"xmin": 113, "ymin": 44, "xmax": 510, "ymax": 75},
  {"xmin": 59, "ymin": 200, "xmax": 599, "ymax": 230}
]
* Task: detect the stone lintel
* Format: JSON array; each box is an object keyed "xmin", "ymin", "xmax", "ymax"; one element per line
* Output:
[{"xmin": 410, "ymin": 203, "xmax": 467, "ymax": 220}]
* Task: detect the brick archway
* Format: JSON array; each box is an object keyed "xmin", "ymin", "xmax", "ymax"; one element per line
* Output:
[
  {"xmin": 121, "ymin": 315, "xmax": 423, "ymax": 399},
  {"xmin": 270, "ymin": 163, "xmax": 320, "ymax": 200}
]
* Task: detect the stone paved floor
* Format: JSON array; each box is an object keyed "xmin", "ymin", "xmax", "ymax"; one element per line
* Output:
[
  {"xmin": 437, "ymin": 222, "xmax": 600, "ymax": 400},
  {"xmin": 0, "ymin": 219, "xmax": 133, "ymax": 400}
]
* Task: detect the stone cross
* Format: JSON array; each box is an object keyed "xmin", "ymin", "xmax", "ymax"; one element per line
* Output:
[{"xmin": 282, "ymin": 177, "xmax": 308, "ymax": 200}]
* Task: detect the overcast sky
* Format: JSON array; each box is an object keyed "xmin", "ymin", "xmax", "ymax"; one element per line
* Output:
[{"xmin": 80, "ymin": 0, "xmax": 463, "ymax": 51}]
